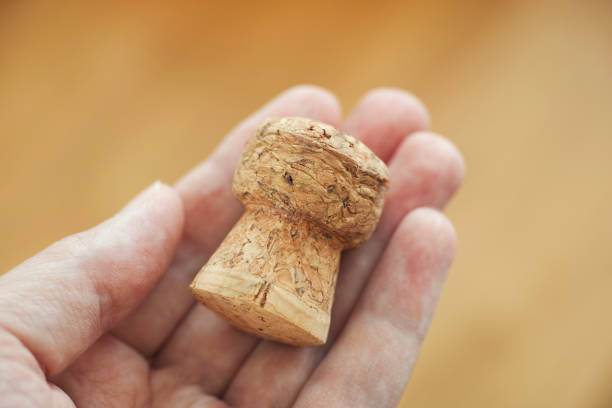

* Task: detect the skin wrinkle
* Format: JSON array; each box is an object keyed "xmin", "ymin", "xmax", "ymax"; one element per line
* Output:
[
  {"xmin": 90, "ymin": 208, "xmax": 171, "ymax": 330},
  {"xmin": 4, "ymin": 259, "xmax": 103, "ymax": 377},
  {"xmin": 52, "ymin": 335, "xmax": 152, "ymax": 407},
  {"xmin": 0, "ymin": 327, "xmax": 66, "ymax": 405},
  {"xmin": 0, "ymin": 330, "xmax": 43, "ymax": 376},
  {"xmin": 151, "ymin": 303, "xmax": 260, "ymax": 395},
  {"xmin": 0, "ymin": 338, "xmax": 50, "ymax": 407},
  {"xmin": 0, "ymin": 183, "xmax": 183, "ymax": 380}
]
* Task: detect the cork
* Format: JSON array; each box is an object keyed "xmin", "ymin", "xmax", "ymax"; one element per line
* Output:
[{"xmin": 190, "ymin": 117, "xmax": 389, "ymax": 346}]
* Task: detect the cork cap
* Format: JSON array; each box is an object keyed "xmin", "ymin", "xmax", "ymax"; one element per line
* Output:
[{"xmin": 233, "ymin": 117, "xmax": 389, "ymax": 248}]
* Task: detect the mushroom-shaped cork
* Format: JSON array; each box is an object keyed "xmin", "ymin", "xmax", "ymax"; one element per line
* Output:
[{"xmin": 190, "ymin": 117, "xmax": 389, "ymax": 346}]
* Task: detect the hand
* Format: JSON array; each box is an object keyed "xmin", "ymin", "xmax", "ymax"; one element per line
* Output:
[{"xmin": 0, "ymin": 86, "xmax": 463, "ymax": 408}]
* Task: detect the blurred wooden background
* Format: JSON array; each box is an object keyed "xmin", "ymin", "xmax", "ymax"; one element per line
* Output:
[{"xmin": 1, "ymin": 1, "xmax": 612, "ymax": 406}]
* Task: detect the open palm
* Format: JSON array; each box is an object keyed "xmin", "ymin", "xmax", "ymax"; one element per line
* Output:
[{"xmin": 0, "ymin": 86, "xmax": 463, "ymax": 407}]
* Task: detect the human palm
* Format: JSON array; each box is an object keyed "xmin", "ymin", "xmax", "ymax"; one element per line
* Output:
[{"xmin": 0, "ymin": 86, "xmax": 463, "ymax": 407}]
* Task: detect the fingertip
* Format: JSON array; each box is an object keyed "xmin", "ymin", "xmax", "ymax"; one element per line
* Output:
[
  {"xmin": 408, "ymin": 131, "xmax": 465, "ymax": 192},
  {"xmin": 343, "ymin": 87, "xmax": 430, "ymax": 161},
  {"xmin": 275, "ymin": 84, "xmax": 342, "ymax": 127},
  {"xmin": 74, "ymin": 181, "xmax": 186, "ymax": 321},
  {"xmin": 388, "ymin": 131, "xmax": 464, "ymax": 212},
  {"xmin": 119, "ymin": 181, "xmax": 185, "ymax": 279},
  {"xmin": 398, "ymin": 207, "xmax": 457, "ymax": 269},
  {"xmin": 147, "ymin": 181, "xmax": 185, "ymax": 244},
  {"xmin": 119, "ymin": 181, "xmax": 185, "ymax": 254},
  {"xmin": 360, "ymin": 87, "xmax": 430, "ymax": 128}
]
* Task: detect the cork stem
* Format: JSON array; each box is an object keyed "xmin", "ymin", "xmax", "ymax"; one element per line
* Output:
[{"xmin": 190, "ymin": 208, "xmax": 342, "ymax": 346}]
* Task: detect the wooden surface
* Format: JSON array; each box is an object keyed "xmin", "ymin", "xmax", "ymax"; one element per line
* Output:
[{"xmin": 1, "ymin": 1, "xmax": 611, "ymax": 406}]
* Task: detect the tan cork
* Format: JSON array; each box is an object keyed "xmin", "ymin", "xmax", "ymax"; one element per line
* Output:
[{"xmin": 190, "ymin": 117, "xmax": 389, "ymax": 346}]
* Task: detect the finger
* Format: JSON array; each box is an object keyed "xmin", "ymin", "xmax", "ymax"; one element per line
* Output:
[
  {"xmin": 343, "ymin": 87, "xmax": 430, "ymax": 161},
  {"xmin": 294, "ymin": 208, "xmax": 457, "ymax": 407},
  {"xmin": 53, "ymin": 334, "xmax": 230, "ymax": 408},
  {"xmin": 332, "ymin": 131, "xmax": 464, "ymax": 333},
  {"xmin": 51, "ymin": 335, "xmax": 150, "ymax": 408},
  {"xmin": 113, "ymin": 85, "xmax": 342, "ymax": 356},
  {"xmin": 224, "ymin": 132, "xmax": 462, "ymax": 406},
  {"xmin": 0, "ymin": 330, "xmax": 75, "ymax": 407},
  {"xmin": 52, "ymin": 335, "xmax": 228, "ymax": 408},
  {"xmin": 0, "ymin": 182, "xmax": 183, "ymax": 376},
  {"xmin": 151, "ymin": 305, "xmax": 255, "ymax": 397}
]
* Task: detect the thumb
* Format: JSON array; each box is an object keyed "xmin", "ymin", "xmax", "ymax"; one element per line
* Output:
[{"xmin": 0, "ymin": 181, "xmax": 184, "ymax": 376}]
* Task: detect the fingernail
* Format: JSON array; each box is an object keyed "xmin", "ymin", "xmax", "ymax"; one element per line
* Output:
[{"xmin": 152, "ymin": 180, "xmax": 163, "ymax": 191}]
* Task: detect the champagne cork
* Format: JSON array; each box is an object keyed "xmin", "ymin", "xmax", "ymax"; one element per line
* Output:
[{"xmin": 190, "ymin": 117, "xmax": 389, "ymax": 346}]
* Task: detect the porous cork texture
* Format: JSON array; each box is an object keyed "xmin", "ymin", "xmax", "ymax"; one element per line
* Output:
[{"xmin": 191, "ymin": 117, "xmax": 389, "ymax": 346}]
